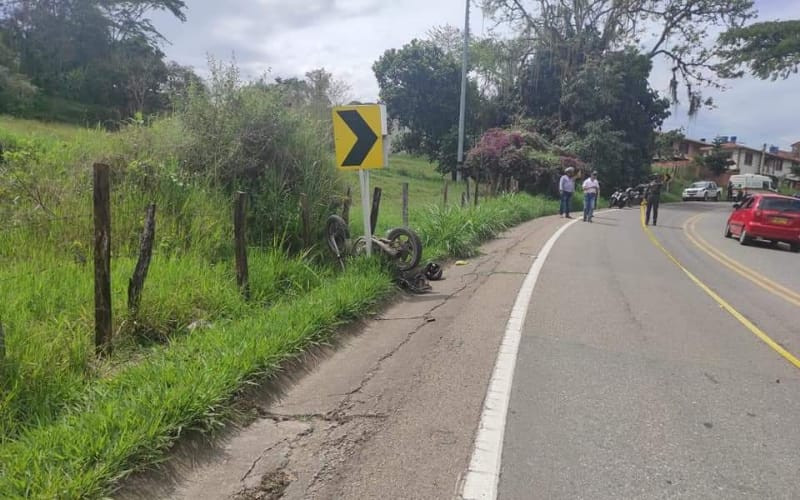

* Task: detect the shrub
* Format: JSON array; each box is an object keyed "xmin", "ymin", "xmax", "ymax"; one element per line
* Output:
[
  {"xmin": 175, "ymin": 60, "xmax": 340, "ymax": 249},
  {"xmin": 465, "ymin": 128, "xmax": 577, "ymax": 196}
]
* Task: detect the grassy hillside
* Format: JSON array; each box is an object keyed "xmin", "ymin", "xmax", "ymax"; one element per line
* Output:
[{"xmin": 0, "ymin": 116, "xmax": 563, "ymax": 496}]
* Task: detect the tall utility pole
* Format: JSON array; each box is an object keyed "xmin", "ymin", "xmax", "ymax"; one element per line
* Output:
[{"xmin": 456, "ymin": 0, "xmax": 470, "ymax": 182}]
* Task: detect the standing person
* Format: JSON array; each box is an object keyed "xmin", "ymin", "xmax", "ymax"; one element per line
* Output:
[
  {"xmin": 582, "ymin": 171, "xmax": 600, "ymax": 222},
  {"xmin": 726, "ymin": 181, "xmax": 733, "ymax": 201},
  {"xmin": 559, "ymin": 167, "xmax": 576, "ymax": 219},
  {"xmin": 645, "ymin": 174, "xmax": 663, "ymax": 226}
]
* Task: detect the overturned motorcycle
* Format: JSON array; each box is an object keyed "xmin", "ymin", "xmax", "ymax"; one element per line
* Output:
[{"xmin": 325, "ymin": 215, "xmax": 442, "ymax": 293}]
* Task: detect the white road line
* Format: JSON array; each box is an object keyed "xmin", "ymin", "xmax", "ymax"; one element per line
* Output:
[{"xmin": 460, "ymin": 217, "xmax": 580, "ymax": 500}]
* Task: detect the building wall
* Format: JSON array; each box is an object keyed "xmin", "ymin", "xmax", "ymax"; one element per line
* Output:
[
  {"xmin": 735, "ymin": 149, "xmax": 763, "ymax": 175},
  {"xmin": 688, "ymin": 142, "xmax": 704, "ymax": 158}
]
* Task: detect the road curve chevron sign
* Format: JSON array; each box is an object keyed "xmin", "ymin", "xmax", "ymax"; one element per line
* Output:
[{"xmin": 332, "ymin": 105, "xmax": 386, "ymax": 170}]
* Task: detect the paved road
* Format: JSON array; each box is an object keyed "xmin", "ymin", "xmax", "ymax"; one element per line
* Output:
[{"xmin": 500, "ymin": 202, "xmax": 800, "ymax": 499}]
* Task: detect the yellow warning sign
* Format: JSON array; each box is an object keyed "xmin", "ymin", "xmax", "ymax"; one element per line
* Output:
[{"xmin": 332, "ymin": 105, "xmax": 386, "ymax": 170}]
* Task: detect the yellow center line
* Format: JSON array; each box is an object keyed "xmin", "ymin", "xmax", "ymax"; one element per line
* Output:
[
  {"xmin": 639, "ymin": 205, "xmax": 800, "ymax": 370},
  {"xmin": 683, "ymin": 214, "xmax": 800, "ymax": 308}
]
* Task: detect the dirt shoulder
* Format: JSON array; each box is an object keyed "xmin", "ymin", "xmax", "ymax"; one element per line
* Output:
[{"xmin": 118, "ymin": 215, "xmax": 567, "ymax": 500}]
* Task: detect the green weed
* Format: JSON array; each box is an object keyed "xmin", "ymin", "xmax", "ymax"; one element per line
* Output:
[{"xmin": 0, "ymin": 259, "xmax": 392, "ymax": 499}]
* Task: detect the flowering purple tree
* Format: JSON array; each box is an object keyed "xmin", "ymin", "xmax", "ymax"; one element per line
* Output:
[{"xmin": 465, "ymin": 127, "xmax": 583, "ymax": 195}]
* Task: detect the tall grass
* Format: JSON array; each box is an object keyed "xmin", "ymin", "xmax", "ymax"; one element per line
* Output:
[
  {"xmin": 0, "ymin": 243, "xmax": 326, "ymax": 442},
  {"xmin": 418, "ymin": 194, "xmax": 561, "ymax": 259},
  {"xmin": 0, "ymin": 259, "xmax": 392, "ymax": 499}
]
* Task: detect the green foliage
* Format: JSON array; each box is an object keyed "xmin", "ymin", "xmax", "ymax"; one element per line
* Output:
[
  {"xmin": 0, "ymin": 34, "xmax": 36, "ymax": 113},
  {"xmin": 265, "ymin": 67, "xmax": 351, "ymax": 115},
  {"xmin": 560, "ymin": 50, "xmax": 670, "ymax": 188},
  {"xmin": 655, "ymin": 129, "xmax": 687, "ymax": 160},
  {"xmin": 0, "ymin": 73, "xmax": 340, "ymax": 441},
  {"xmin": 0, "ymin": 0, "xmax": 193, "ymax": 122},
  {"xmin": 717, "ymin": 20, "xmax": 800, "ymax": 80},
  {"xmin": 374, "ymin": 39, "xmax": 476, "ymax": 174},
  {"xmin": 464, "ymin": 127, "xmax": 567, "ymax": 195},
  {"xmin": 0, "ymin": 259, "xmax": 392, "ymax": 499},
  {"xmin": 417, "ymin": 194, "xmax": 561, "ymax": 258},
  {"xmin": 467, "ymin": 48, "xmax": 668, "ymax": 192},
  {"xmin": 176, "ymin": 60, "xmax": 340, "ymax": 249}
]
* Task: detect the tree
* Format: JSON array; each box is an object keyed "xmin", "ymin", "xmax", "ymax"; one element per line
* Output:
[
  {"xmin": 481, "ymin": 0, "xmax": 756, "ymax": 114},
  {"xmin": 428, "ymin": 25, "xmax": 529, "ymax": 130},
  {"xmin": 110, "ymin": 36, "xmax": 169, "ymax": 115},
  {"xmin": 304, "ymin": 67, "xmax": 352, "ymax": 113},
  {"xmin": 0, "ymin": 0, "xmax": 187, "ymax": 120},
  {"xmin": 717, "ymin": 20, "xmax": 800, "ymax": 80},
  {"xmin": 521, "ymin": 48, "xmax": 669, "ymax": 189},
  {"xmin": 160, "ymin": 61, "xmax": 203, "ymax": 106},
  {"xmin": 0, "ymin": 30, "xmax": 35, "ymax": 112},
  {"xmin": 267, "ymin": 68, "xmax": 351, "ymax": 116},
  {"xmin": 373, "ymin": 39, "xmax": 475, "ymax": 173},
  {"xmin": 695, "ymin": 138, "xmax": 734, "ymax": 175},
  {"xmin": 101, "ymin": 0, "xmax": 186, "ymax": 47},
  {"xmin": 654, "ymin": 129, "xmax": 686, "ymax": 160}
]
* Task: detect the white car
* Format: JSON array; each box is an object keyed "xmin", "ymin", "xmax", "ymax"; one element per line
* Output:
[{"xmin": 682, "ymin": 181, "xmax": 722, "ymax": 202}]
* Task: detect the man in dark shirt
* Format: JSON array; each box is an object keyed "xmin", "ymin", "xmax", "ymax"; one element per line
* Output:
[{"xmin": 645, "ymin": 175, "xmax": 663, "ymax": 226}]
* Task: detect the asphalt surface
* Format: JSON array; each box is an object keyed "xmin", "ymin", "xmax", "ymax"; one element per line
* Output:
[{"xmin": 500, "ymin": 202, "xmax": 800, "ymax": 500}]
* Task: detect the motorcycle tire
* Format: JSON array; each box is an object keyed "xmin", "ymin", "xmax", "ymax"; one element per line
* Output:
[
  {"xmin": 326, "ymin": 215, "xmax": 349, "ymax": 257},
  {"xmin": 387, "ymin": 227, "xmax": 423, "ymax": 272}
]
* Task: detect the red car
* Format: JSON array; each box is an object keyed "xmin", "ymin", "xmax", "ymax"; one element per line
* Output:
[{"xmin": 725, "ymin": 194, "xmax": 800, "ymax": 252}]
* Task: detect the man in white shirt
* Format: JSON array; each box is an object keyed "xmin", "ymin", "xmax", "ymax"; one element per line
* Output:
[{"xmin": 582, "ymin": 171, "xmax": 600, "ymax": 222}]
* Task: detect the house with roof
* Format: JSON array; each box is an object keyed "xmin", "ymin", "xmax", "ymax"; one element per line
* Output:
[{"xmin": 654, "ymin": 135, "xmax": 800, "ymax": 187}]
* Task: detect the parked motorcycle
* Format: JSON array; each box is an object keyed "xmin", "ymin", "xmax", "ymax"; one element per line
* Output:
[
  {"xmin": 626, "ymin": 186, "xmax": 646, "ymax": 207},
  {"xmin": 609, "ymin": 189, "xmax": 627, "ymax": 208}
]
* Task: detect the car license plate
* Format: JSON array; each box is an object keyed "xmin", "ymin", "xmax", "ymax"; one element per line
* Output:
[{"xmin": 771, "ymin": 217, "xmax": 789, "ymax": 225}]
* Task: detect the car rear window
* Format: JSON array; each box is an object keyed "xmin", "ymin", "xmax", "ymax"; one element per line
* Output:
[{"xmin": 760, "ymin": 198, "xmax": 800, "ymax": 212}]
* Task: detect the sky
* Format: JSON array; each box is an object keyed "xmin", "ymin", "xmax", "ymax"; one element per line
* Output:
[{"xmin": 151, "ymin": 0, "xmax": 800, "ymax": 150}]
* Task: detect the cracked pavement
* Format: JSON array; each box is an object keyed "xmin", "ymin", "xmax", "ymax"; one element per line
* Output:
[{"xmin": 117, "ymin": 215, "xmax": 567, "ymax": 500}]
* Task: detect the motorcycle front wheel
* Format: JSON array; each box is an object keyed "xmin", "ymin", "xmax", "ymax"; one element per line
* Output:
[{"xmin": 387, "ymin": 227, "xmax": 422, "ymax": 272}]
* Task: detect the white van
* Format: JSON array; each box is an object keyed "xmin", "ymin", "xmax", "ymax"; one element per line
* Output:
[{"xmin": 728, "ymin": 174, "xmax": 776, "ymax": 200}]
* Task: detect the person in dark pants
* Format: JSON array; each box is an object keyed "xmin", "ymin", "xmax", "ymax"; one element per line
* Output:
[
  {"xmin": 559, "ymin": 167, "xmax": 576, "ymax": 219},
  {"xmin": 645, "ymin": 175, "xmax": 663, "ymax": 226},
  {"xmin": 582, "ymin": 171, "xmax": 600, "ymax": 222},
  {"xmin": 726, "ymin": 181, "xmax": 733, "ymax": 201}
]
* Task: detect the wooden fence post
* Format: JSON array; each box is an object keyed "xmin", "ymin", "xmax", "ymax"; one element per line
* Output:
[
  {"xmin": 93, "ymin": 163, "xmax": 112, "ymax": 355},
  {"xmin": 402, "ymin": 182, "xmax": 409, "ymax": 227},
  {"xmin": 342, "ymin": 186, "xmax": 352, "ymax": 225},
  {"xmin": 234, "ymin": 191, "xmax": 250, "ymax": 300},
  {"xmin": 299, "ymin": 193, "xmax": 311, "ymax": 247},
  {"xmin": 474, "ymin": 178, "xmax": 480, "ymax": 207},
  {"xmin": 370, "ymin": 187, "xmax": 382, "ymax": 235},
  {"xmin": 128, "ymin": 203, "xmax": 156, "ymax": 314},
  {"xmin": 443, "ymin": 180, "xmax": 449, "ymax": 206}
]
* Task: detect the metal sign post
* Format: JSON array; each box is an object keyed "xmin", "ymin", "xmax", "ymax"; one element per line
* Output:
[{"xmin": 358, "ymin": 168, "xmax": 372, "ymax": 255}]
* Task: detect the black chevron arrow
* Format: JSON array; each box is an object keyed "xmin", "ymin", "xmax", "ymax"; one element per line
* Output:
[{"xmin": 338, "ymin": 110, "xmax": 378, "ymax": 166}]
